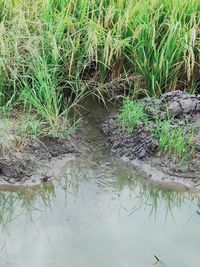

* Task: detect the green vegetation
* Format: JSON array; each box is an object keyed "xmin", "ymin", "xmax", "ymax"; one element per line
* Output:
[
  {"xmin": 119, "ymin": 98, "xmax": 195, "ymax": 162},
  {"xmin": 119, "ymin": 99, "xmax": 147, "ymax": 132},
  {"xmin": 154, "ymin": 118, "xmax": 195, "ymax": 161},
  {"xmin": 0, "ymin": 0, "xmax": 199, "ymax": 138}
]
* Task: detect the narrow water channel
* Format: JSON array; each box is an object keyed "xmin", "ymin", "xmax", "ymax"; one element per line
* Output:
[{"xmin": 0, "ymin": 102, "xmax": 199, "ymax": 267}]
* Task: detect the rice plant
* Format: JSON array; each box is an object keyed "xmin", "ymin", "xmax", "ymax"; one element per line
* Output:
[{"xmin": 0, "ymin": 0, "xmax": 199, "ymax": 134}]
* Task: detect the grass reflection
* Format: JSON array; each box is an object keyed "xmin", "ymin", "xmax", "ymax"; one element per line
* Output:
[
  {"xmin": 0, "ymin": 162, "xmax": 199, "ymax": 231},
  {"xmin": 108, "ymin": 169, "xmax": 199, "ymax": 221},
  {"xmin": 197, "ymin": 199, "xmax": 200, "ymax": 216},
  {"xmin": 58, "ymin": 161, "xmax": 200, "ymax": 222},
  {"xmin": 0, "ymin": 184, "xmax": 55, "ymax": 231}
]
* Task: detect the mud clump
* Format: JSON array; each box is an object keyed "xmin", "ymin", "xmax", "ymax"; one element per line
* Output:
[
  {"xmin": 144, "ymin": 90, "xmax": 200, "ymax": 120},
  {"xmin": 159, "ymin": 90, "xmax": 200, "ymax": 117},
  {"xmin": 0, "ymin": 157, "xmax": 33, "ymax": 184},
  {"xmin": 0, "ymin": 136, "xmax": 78, "ymax": 186},
  {"xmin": 28, "ymin": 136, "xmax": 78, "ymax": 159},
  {"xmin": 102, "ymin": 114, "xmax": 157, "ymax": 159}
]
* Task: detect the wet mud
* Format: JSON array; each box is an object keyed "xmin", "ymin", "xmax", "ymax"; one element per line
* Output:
[
  {"xmin": 1, "ymin": 91, "xmax": 200, "ymax": 190},
  {"xmin": 0, "ymin": 136, "xmax": 78, "ymax": 186},
  {"xmin": 103, "ymin": 91, "xmax": 200, "ymax": 190}
]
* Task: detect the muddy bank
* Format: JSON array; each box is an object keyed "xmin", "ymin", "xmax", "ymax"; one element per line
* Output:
[
  {"xmin": 103, "ymin": 91, "xmax": 200, "ymax": 190},
  {"xmin": 0, "ymin": 135, "xmax": 79, "ymax": 186},
  {"xmin": 0, "ymin": 97, "xmax": 114, "ymax": 187}
]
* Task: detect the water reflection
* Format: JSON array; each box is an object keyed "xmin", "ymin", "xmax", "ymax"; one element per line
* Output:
[
  {"xmin": 112, "ymin": 173, "xmax": 190, "ymax": 220},
  {"xmin": 0, "ymin": 160, "xmax": 199, "ymax": 232},
  {"xmin": 113, "ymin": 176, "xmax": 200, "ymax": 221},
  {"xmin": 197, "ymin": 200, "xmax": 200, "ymax": 216},
  {"xmin": 0, "ymin": 102, "xmax": 199, "ymax": 267},
  {"xmin": 0, "ymin": 184, "xmax": 55, "ymax": 231},
  {"xmin": 59, "ymin": 161, "xmax": 200, "ymax": 222},
  {"xmin": 0, "ymin": 161, "xmax": 199, "ymax": 267}
]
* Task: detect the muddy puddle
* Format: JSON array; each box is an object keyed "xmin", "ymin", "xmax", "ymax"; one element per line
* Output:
[{"xmin": 0, "ymin": 101, "xmax": 200, "ymax": 267}]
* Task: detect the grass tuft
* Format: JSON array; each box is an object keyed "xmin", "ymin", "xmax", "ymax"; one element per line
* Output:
[
  {"xmin": 154, "ymin": 118, "xmax": 195, "ymax": 162},
  {"xmin": 119, "ymin": 99, "xmax": 147, "ymax": 133}
]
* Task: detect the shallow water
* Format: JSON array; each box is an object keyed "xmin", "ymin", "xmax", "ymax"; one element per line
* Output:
[{"xmin": 0, "ymin": 102, "xmax": 199, "ymax": 267}]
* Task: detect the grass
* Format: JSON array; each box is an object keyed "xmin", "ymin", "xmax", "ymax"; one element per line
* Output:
[
  {"xmin": 0, "ymin": 109, "xmax": 80, "ymax": 156},
  {"xmin": 0, "ymin": 0, "xmax": 199, "ymax": 140},
  {"xmin": 119, "ymin": 99, "xmax": 147, "ymax": 132},
  {"xmin": 0, "ymin": 1, "xmax": 199, "ymax": 97},
  {"xmin": 119, "ymin": 98, "xmax": 195, "ymax": 162},
  {"xmin": 154, "ymin": 118, "xmax": 195, "ymax": 161}
]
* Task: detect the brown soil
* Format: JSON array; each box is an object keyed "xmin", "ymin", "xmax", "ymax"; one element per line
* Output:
[{"xmin": 0, "ymin": 135, "xmax": 79, "ymax": 186}]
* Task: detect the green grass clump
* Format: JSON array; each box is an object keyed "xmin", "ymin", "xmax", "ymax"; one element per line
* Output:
[
  {"xmin": 154, "ymin": 119, "xmax": 195, "ymax": 162},
  {"xmin": 119, "ymin": 99, "xmax": 147, "ymax": 133}
]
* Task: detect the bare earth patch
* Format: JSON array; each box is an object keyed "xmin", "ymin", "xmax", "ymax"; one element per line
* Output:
[{"xmin": 0, "ymin": 134, "xmax": 79, "ymax": 187}]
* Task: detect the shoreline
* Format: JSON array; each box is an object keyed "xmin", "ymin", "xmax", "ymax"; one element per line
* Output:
[
  {"xmin": 102, "ymin": 91, "xmax": 200, "ymax": 192},
  {"xmin": 124, "ymin": 157, "xmax": 200, "ymax": 192}
]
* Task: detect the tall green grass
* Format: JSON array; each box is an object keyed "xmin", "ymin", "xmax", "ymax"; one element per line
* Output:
[{"xmin": 0, "ymin": 0, "xmax": 199, "ymax": 130}]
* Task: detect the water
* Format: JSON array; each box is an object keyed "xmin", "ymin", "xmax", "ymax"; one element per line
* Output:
[{"xmin": 0, "ymin": 102, "xmax": 199, "ymax": 267}]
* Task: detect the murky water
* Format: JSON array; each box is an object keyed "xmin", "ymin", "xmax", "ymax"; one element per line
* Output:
[{"xmin": 0, "ymin": 102, "xmax": 199, "ymax": 267}]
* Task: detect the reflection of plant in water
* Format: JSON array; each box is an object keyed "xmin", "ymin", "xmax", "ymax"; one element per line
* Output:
[
  {"xmin": 59, "ymin": 164, "xmax": 89, "ymax": 203},
  {"xmin": 139, "ymin": 186, "xmax": 186, "ymax": 220},
  {"xmin": 0, "ymin": 184, "xmax": 55, "ymax": 231},
  {"xmin": 197, "ymin": 199, "xmax": 200, "ymax": 216},
  {"xmin": 57, "ymin": 161, "xmax": 200, "ymax": 222},
  {"xmin": 112, "ymin": 170, "xmax": 198, "ymax": 221}
]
